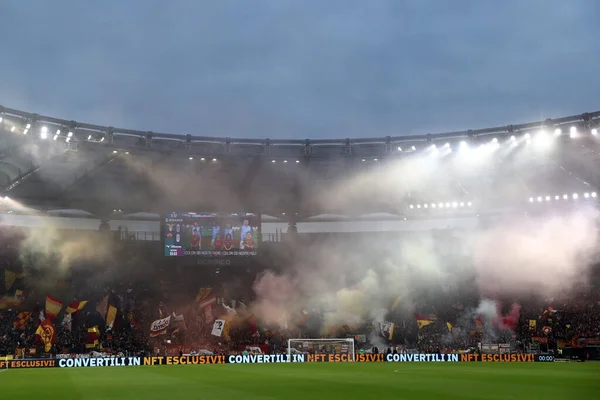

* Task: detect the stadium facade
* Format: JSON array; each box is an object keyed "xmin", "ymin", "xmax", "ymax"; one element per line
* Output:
[{"xmin": 1, "ymin": 105, "xmax": 600, "ymax": 238}]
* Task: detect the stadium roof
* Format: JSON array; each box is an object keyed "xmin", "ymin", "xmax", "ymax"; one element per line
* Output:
[{"xmin": 1, "ymin": 106, "xmax": 600, "ymax": 218}]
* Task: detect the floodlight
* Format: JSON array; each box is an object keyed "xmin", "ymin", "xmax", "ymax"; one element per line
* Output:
[
  {"xmin": 554, "ymin": 128, "xmax": 562, "ymax": 136},
  {"xmin": 563, "ymin": 194, "xmax": 568, "ymax": 200},
  {"xmin": 431, "ymin": 203, "xmax": 436, "ymax": 208},
  {"xmin": 409, "ymin": 205, "xmax": 414, "ymax": 209},
  {"xmin": 529, "ymin": 197, "xmax": 534, "ymax": 202},
  {"xmin": 537, "ymin": 197, "xmax": 542, "ymax": 202},
  {"xmin": 524, "ymin": 133, "xmax": 531, "ymax": 139},
  {"xmin": 545, "ymin": 196, "xmax": 550, "ymax": 201},
  {"xmin": 284, "ymin": 160, "xmax": 288, "ymax": 163},
  {"xmin": 88, "ymin": 135, "xmax": 92, "ymax": 140},
  {"xmin": 467, "ymin": 202, "xmax": 472, "ymax": 207},
  {"xmin": 510, "ymin": 135, "xmax": 516, "ymax": 142},
  {"xmin": 26, "ymin": 123, "xmax": 31, "ymax": 129},
  {"xmin": 584, "ymin": 193, "xmax": 590, "ymax": 198},
  {"xmin": 572, "ymin": 193, "xmax": 578, "ymax": 199},
  {"xmin": 10, "ymin": 126, "xmax": 15, "ymax": 132},
  {"xmin": 272, "ymin": 160, "xmax": 276, "ymax": 163},
  {"xmin": 411, "ymin": 146, "xmax": 416, "ymax": 151},
  {"xmin": 423, "ymin": 204, "xmax": 428, "ymax": 208},
  {"xmin": 416, "ymin": 204, "xmax": 421, "ymax": 209},
  {"xmin": 445, "ymin": 202, "xmax": 450, "ymax": 208},
  {"xmin": 438, "ymin": 203, "xmax": 444, "ymax": 208},
  {"xmin": 200, "ymin": 157, "xmax": 205, "ymax": 161},
  {"xmin": 460, "ymin": 202, "xmax": 465, "ymax": 207},
  {"xmin": 66, "ymin": 137, "xmax": 70, "ymax": 143},
  {"xmin": 212, "ymin": 158, "xmax": 217, "ymax": 162},
  {"xmin": 570, "ymin": 127, "xmax": 577, "ymax": 138},
  {"xmin": 374, "ymin": 158, "xmax": 378, "ymax": 161},
  {"xmin": 23, "ymin": 129, "xmax": 28, "ymax": 135},
  {"xmin": 295, "ymin": 160, "xmax": 300, "ymax": 163},
  {"xmin": 592, "ymin": 192, "xmax": 597, "ymax": 198},
  {"xmin": 554, "ymin": 195, "xmax": 559, "ymax": 200},
  {"xmin": 68, "ymin": 131, "xmax": 73, "ymax": 137},
  {"xmin": 592, "ymin": 129, "xmax": 598, "ymax": 136},
  {"xmin": 397, "ymin": 146, "xmax": 402, "ymax": 151},
  {"xmin": 113, "ymin": 150, "xmax": 118, "ymax": 154}
]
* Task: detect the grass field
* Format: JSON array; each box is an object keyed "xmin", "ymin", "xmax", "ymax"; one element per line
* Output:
[{"xmin": 2, "ymin": 362, "xmax": 599, "ymax": 399}]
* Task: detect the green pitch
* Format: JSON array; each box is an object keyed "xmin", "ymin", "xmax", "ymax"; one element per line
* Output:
[{"xmin": 2, "ymin": 362, "xmax": 599, "ymax": 399}]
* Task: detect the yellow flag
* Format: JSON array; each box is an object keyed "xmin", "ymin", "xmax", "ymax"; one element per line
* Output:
[
  {"xmin": 5, "ymin": 270, "xmax": 17, "ymax": 290},
  {"xmin": 106, "ymin": 306, "xmax": 118, "ymax": 330},
  {"xmin": 529, "ymin": 320, "xmax": 537, "ymax": 330},
  {"xmin": 446, "ymin": 322, "xmax": 453, "ymax": 332}
]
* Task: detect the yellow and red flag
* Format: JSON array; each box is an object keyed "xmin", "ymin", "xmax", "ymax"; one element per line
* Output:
[
  {"xmin": 45, "ymin": 294, "xmax": 63, "ymax": 320},
  {"xmin": 13, "ymin": 312, "xmax": 32, "ymax": 330},
  {"xmin": 35, "ymin": 319, "xmax": 57, "ymax": 352},
  {"xmin": 414, "ymin": 313, "xmax": 434, "ymax": 329},
  {"xmin": 66, "ymin": 300, "xmax": 88, "ymax": 314}
]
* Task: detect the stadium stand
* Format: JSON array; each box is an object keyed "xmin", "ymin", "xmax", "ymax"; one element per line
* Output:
[{"xmin": 0, "ymin": 106, "xmax": 599, "ymax": 364}]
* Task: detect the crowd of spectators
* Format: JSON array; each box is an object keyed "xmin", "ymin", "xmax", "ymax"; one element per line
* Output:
[{"xmin": 1, "ymin": 228, "xmax": 599, "ymax": 359}]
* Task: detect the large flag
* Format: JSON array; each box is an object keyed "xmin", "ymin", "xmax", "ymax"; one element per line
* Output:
[
  {"xmin": 86, "ymin": 326, "xmax": 100, "ymax": 349},
  {"xmin": 14, "ymin": 312, "xmax": 32, "ymax": 330},
  {"xmin": 96, "ymin": 295, "xmax": 109, "ymax": 320},
  {"xmin": 106, "ymin": 305, "xmax": 118, "ymax": 330},
  {"xmin": 211, "ymin": 319, "xmax": 226, "ymax": 337},
  {"xmin": 35, "ymin": 319, "xmax": 57, "ymax": 352},
  {"xmin": 380, "ymin": 321, "xmax": 394, "ymax": 340},
  {"xmin": 45, "ymin": 294, "xmax": 63, "ymax": 320},
  {"xmin": 66, "ymin": 300, "xmax": 88, "ymax": 314},
  {"xmin": 150, "ymin": 316, "xmax": 171, "ymax": 337},
  {"xmin": 414, "ymin": 313, "xmax": 434, "ymax": 329}
]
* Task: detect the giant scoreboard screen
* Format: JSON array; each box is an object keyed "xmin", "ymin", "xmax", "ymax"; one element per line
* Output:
[{"xmin": 163, "ymin": 212, "xmax": 260, "ymax": 257}]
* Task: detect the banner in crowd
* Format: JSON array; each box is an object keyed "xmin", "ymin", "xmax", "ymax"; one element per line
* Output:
[
  {"xmin": 0, "ymin": 352, "xmax": 554, "ymax": 369},
  {"xmin": 211, "ymin": 319, "xmax": 226, "ymax": 337},
  {"xmin": 150, "ymin": 316, "xmax": 171, "ymax": 337}
]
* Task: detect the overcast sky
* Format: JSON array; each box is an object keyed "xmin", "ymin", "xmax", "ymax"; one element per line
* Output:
[{"xmin": 0, "ymin": 0, "xmax": 598, "ymax": 139}]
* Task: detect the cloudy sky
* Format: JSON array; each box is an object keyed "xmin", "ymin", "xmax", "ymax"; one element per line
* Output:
[{"xmin": 0, "ymin": 0, "xmax": 598, "ymax": 139}]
